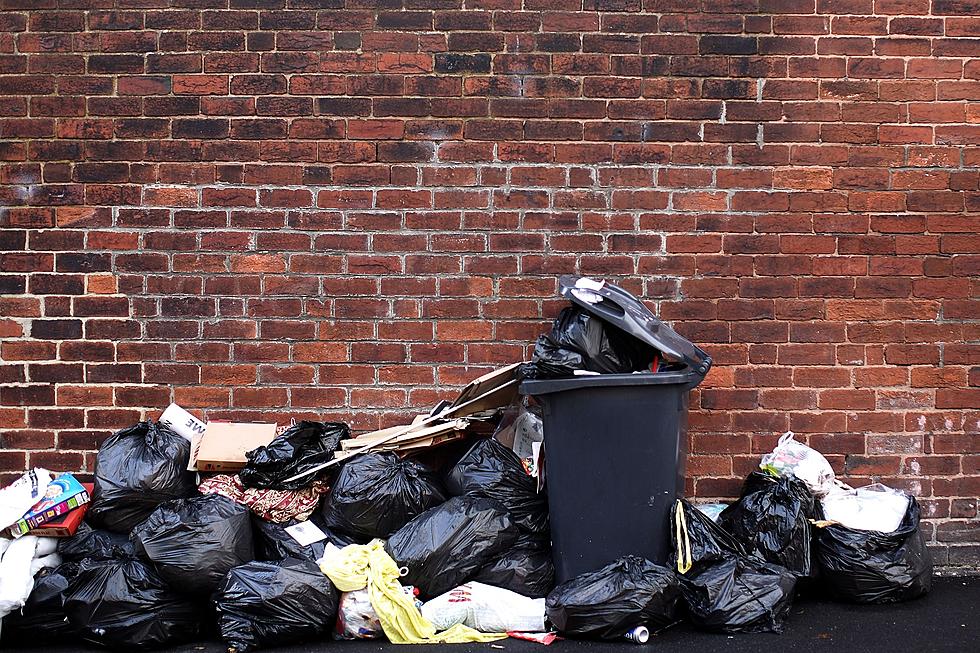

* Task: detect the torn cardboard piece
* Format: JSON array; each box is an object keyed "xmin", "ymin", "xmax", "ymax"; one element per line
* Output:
[
  {"xmin": 193, "ymin": 422, "xmax": 278, "ymax": 473},
  {"xmin": 279, "ymin": 363, "xmax": 525, "ymax": 485}
]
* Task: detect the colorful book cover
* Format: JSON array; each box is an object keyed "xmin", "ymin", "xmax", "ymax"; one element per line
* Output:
[{"xmin": 9, "ymin": 473, "xmax": 90, "ymax": 537}]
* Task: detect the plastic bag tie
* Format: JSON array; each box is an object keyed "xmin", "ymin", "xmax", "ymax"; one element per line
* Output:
[{"xmin": 673, "ymin": 500, "xmax": 692, "ymax": 575}]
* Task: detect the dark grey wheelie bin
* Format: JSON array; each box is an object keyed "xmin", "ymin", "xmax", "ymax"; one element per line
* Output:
[{"xmin": 520, "ymin": 275, "xmax": 711, "ymax": 584}]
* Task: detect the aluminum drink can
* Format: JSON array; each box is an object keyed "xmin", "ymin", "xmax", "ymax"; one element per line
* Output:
[{"xmin": 624, "ymin": 626, "xmax": 650, "ymax": 644}]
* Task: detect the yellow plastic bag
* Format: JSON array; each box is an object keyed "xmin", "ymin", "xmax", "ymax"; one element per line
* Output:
[{"xmin": 320, "ymin": 540, "xmax": 507, "ymax": 644}]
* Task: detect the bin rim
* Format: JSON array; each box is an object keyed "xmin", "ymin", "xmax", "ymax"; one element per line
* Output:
[{"xmin": 520, "ymin": 370, "xmax": 701, "ymax": 396}]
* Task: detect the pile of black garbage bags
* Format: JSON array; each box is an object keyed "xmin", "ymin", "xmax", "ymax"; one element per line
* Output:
[
  {"xmin": 2, "ymin": 418, "xmax": 933, "ymax": 651},
  {"xmin": 0, "ymin": 418, "xmax": 556, "ymax": 651}
]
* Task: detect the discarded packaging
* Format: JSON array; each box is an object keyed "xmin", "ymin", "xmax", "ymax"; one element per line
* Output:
[
  {"xmin": 25, "ymin": 485, "xmax": 92, "ymax": 537},
  {"xmin": 277, "ymin": 364, "xmax": 522, "ymax": 487},
  {"xmin": 386, "ymin": 496, "xmax": 519, "ymax": 599},
  {"xmin": 545, "ymin": 555, "xmax": 681, "ymax": 640},
  {"xmin": 216, "ymin": 558, "xmax": 339, "ymax": 653},
  {"xmin": 131, "ymin": 494, "xmax": 255, "ymax": 594},
  {"xmin": 158, "ymin": 402, "xmax": 207, "ymax": 444},
  {"xmin": 9, "ymin": 473, "xmax": 89, "ymax": 537},
  {"xmin": 814, "ymin": 494, "xmax": 932, "ymax": 604},
  {"xmin": 338, "ymin": 419, "xmax": 470, "ymax": 460},
  {"xmin": 320, "ymin": 451, "xmax": 447, "ymax": 541},
  {"xmin": 423, "ymin": 581, "xmax": 546, "ymax": 633},
  {"xmin": 87, "ymin": 420, "xmax": 197, "ymax": 532},
  {"xmin": 194, "ymin": 421, "xmax": 278, "ymax": 473},
  {"xmin": 0, "ymin": 468, "xmax": 53, "ymax": 533}
]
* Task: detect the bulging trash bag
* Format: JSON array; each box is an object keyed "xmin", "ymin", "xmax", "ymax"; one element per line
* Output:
[
  {"xmin": 445, "ymin": 437, "xmax": 549, "ymax": 537},
  {"xmin": 132, "ymin": 494, "xmax": 254, "ymax": 595},
  {"xmin": 64, "ymin": 557, "xmax": 200, "ymax": 650},
  {"xmin": 58, "ymin": 522, "xmax": 135, "ymax": 561},
  {"xmin": 717, "ymin": 471, "xmax": 820, "ymax": 578},
  {"xmin": 386, "ymin": 496, "xmax": 519, "ymax": 599},
  {"xmin": 87, "ymin": 420, "xmax": 197, "ymax": 532},
  {"xmin": 814, "ymin": 496, "xmax": 931, "ymax": 604},
  {"xmin": 671, "ymin": 499, "xmax": 796, "ymax": 633},
  {"xmin": 474, "ymin": 535, "xmax": 555, "ymax": 598},
  {"xmin": 545, "ymin": 556, "xmax": 680, "ymax": 640},
  {"xmin": 239, "ymin": 421, "xmax": 350, "ymax": 491},
  {"xmin": 1, "ymin": 563, "xmax": 79, "ymax": 643},
  {"xmin": 252, "ymin": 514, "xmax": 357, "ymax": 563},
  {"xmin": 216, "ymin": 558, "xmax": 339, "ymax": 653},
  {"xmin": 423, "ymin": 582, "xmax": 546, "ymax": 633},
  {"xmin": 524, "ymin": 306, "xmax": 656, "ymax": 379},
  {"xmin": 320, "ymin": 452, "xmax": 447, "ymax": 541}
]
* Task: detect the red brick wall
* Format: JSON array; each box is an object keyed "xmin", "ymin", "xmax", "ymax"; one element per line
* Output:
[{"xmin": 0, "ymin": 1, "xmax": 978, "ymax": 563}]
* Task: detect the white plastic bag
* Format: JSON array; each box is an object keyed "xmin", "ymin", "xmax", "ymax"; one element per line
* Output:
[
  {"xmin": 821, "ymin": 484, "xmax": 910, "ymax": 533},
  {"xmin": 335, "ymin": 586, "xmax": 420, "ymax": 640},
  {"xmin": 760, "ymin": 432, "xmax": 836, "ymax": 497},
  {"xmin": 335, "ymin": 588, "xmax": 384, "ymax": 640},
  {"xmin": 422, "ymin": 582, "xmax": 546, "ymax": 633},
  {"xmin": 0, "ymin": 535, "xmax": 39, "ymax": 617},
  {"xmin": 0, "ymin": 469, "xmax": 53, "ymax": 532}
]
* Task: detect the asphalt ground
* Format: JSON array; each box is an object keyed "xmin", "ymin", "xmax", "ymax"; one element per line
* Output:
[{"xmin": 3, "ymin": 574, "xmax": 977, "ymax": 653}]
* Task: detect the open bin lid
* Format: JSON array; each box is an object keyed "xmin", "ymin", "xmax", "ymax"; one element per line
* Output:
[{"xmin": 557, "ymin": 275, "xmax": 712, "ymax": 380}]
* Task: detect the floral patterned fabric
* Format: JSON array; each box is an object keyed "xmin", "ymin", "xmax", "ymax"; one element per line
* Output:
[{"xmin": 198, "ymin": 474, "xmax": 327, "ymax": 523}]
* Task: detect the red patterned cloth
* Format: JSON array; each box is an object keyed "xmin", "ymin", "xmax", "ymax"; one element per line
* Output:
[{"xmin": 198, "ymin": 474, "xmax": 327, "ymax": 523}]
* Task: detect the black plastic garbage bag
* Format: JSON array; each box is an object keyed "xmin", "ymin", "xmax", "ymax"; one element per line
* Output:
[
  {"xmin": 320, "ymin": 452, "xmax": 447, "ymax": 540},
  {"xmin": 524, "ymin": 306, "xmax": 656, "ymax": 379},
  {"xmin": 64, "ymin": 557, "xmax": 200, "ymax": 650},
  {"xmin": 474, "ymin": 535, "xmax": 555, "ymax": 598},
  {"xmin": 670, "ymin": 499, "xmax": 796, "ymax": 633},
  {"xmin": 386, "ymin": 496, "xmax": 519, "ymax": 599},
  {"xmin": 1, "ymin": 563, "xmax": 79, "ymax": 644},
  {"xmin": 814, "ymin": 497, "xmax": 932, "ymax": 604},
  {"xmin": 545, "ymin": 555, "xmax": 680, "ymax": 640},
  {"xmin": 239, "ymin": 421, "xmax": 350, "ymax": 490},
  {"xmin": 216, "ymin": 558, "xmax": 339, "ymax": 653},
  {"xmin": 87, "ymin": 420, "xmax": 197, "ymax": 532},
  {"xmin": 58, "ymin": 521, "xmax": 135, "ymax": 561},
  {"xmin": 252, "ymin": 513, "xmax": 357, "ymax": 563},
  {"xmin": 131, "ymin": 494, "xmax": 254, "ymax": 595},
  {"xmin": 445, "ymin": 437, "xmax": 549, "ymax": 537},
  {"xmin": 717, "ymin": 471, "xmax": 819, "ymax": 578}
]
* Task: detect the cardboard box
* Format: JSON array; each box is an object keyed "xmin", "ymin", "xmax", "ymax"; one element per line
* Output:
[
  {"xmin": 9, "ymin": 473, "xmax": 89, "ymax": 537},
  {"xmin": 26, "ymin": 486, "xmax": 92, "ymax": 537},
  {"xmin": 194, "ymin": 421, "xmax": 278, "ymax": 473}
]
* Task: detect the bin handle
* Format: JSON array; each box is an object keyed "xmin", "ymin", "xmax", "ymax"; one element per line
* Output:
[{"xmin": 674, "ymin": 500, "xmax": 692, "ymax": 575}]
